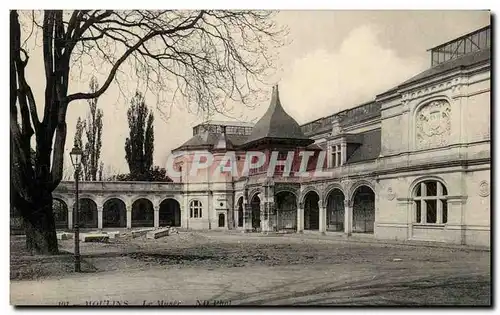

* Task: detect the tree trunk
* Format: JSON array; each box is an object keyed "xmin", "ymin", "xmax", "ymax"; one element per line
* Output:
[{"xmin": 20, "ymin": 192, "xmax": 59, "ymax": 255}]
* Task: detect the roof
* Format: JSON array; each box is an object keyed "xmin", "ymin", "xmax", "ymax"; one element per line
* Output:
[
  {"xmin": 376, "ymin": 48, "xmax": 490, "ymax": 99},
  {"xmin": 427, "ymin": 25, "xmax": 490, "ymax": 52},
  {"xmin": 301, "ymin": 101, "xmax": 381, "ymax": 137},
  {"xmin": 346, "ymin": 129, "xmax": 381, "ymax": 164},
  {"xmin": 400, "ymin": 49, "xmax": 491, "ymax": 87},
  {"xmin": 201, "ymin": 120, "xmax": 254, "ymax": 128},
  {"xmin": 244, "ymin": 85, "xmax": 311, "ymax": 146},
  {"xmin": 172, "ymin": 133, "xmax": 248, "ymax": 152}
]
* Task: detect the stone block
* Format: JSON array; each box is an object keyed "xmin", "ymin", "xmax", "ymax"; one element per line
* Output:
[
  {"xmin": 146, "ymin": 228, "xmax": 170, "ymax": 239},
  {"xmin": 131, "ymin": 228, "xmax": 154, "ymax": 238},
  {"xmin": 103, "ymin": 231, "xmax": 121, "ymax": 239},
  {"xmin": 79, "ymin": 233, "xmax": 110, "ymax": 243},
  {"xmin": 57, "ymin": 232, "xmax": 73, "ymax": 240}
]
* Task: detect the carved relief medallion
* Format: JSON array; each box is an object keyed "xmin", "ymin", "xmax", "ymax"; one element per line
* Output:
[
  {"xmin": 479, "ymin": 181, "xmax": 490, "ymax": 197},
  {"xmin": 387, "ymin": 187, "xmax": 395, "ymax": 201},
  {"xmin": 416, "ymin": 100, "xmax": 451, "ymax": 149}
]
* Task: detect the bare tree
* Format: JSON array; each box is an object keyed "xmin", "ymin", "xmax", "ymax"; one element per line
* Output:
[{"xmin": 10, "ymin": 10, "xmax": 285, "ymax": 254}]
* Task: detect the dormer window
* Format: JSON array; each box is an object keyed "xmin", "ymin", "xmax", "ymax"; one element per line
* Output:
[
  {"xmin": 276, "ymin": 151, "xmax": 288, "ymax": 173},
  {"xmin": 330, "ymin": 144, "xmax": 343, "ymax": 168},
  {"xmin": 277, "ymin": 151, "xmax": 288, "ymax": 160}
]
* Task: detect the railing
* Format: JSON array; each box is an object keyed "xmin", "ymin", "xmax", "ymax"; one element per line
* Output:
[
  {"xmin": 301, "ymin": 102, "xmax": 380, "ymax": 136},
  {"xmin": 430, "ymin": 25, "xmax": 491, "ymax": 67},
  {"xmin": 193, "ymin": 124, "xmax": 253, "ymax": 136},
  {"xmin": 55, "ymin": 181, "xmax": 183, "ymax": 193}
]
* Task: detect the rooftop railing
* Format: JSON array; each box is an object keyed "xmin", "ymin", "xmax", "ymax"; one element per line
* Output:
[{"xmin": 430, "ymin": 25, "xmax": 491, "ymax": 67}]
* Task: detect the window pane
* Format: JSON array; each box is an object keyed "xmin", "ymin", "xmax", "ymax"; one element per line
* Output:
[
  {"xmin": 442, "ymin": 200, "xmax": 448, "ymax": 224},
  {"xmin": 336, "ymin": 153, "xmax": 341, "ymax": 166},
  {"xmin": 199, "ymin": 209, "xmax": 202, "ymax": 218},
  {"xmin": 416, "ymin": 201, "xmax": 421, "ymax": 223},
  {"xmin": 415, "ymin": 185, "xmax": 421, "ymax": 197},
  {"xmin": 190, "ymin": 208, "xmax": 193, "ymax": 218},
  {"xmin": 426, "ymin": 181, "xmax": 437, "ymax": 196},
  {"xmin": 426, "ymin": 200, "xmax": 437, "ymax": 223},
  {"xmin": 441, "ymin": 183, "xmax": 448, "ymax": 196}
]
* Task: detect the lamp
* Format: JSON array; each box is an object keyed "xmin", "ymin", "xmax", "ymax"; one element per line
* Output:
[
  {"xmin": 70, "ymin": 146, "xmax": 83, "ymax": 169},
  {"xmin": 69, "ymin": 145, "xmax": 83, "ymax": 272}
]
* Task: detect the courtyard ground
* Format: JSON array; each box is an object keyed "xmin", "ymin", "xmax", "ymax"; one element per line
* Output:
[{"xmin": 10, "ymin": 231, "xmax": 491, "ymax": 306}]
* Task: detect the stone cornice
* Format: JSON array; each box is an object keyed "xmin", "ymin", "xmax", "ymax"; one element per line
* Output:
[{"xmin": 376, "ymin": 60, "xmax": 490, "ymax": 103}]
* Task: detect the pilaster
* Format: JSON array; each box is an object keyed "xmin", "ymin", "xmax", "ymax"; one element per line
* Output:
[
  {"xmin": 243, "ymin": 203, "xmax": 253, "ymax": 232},
  {"xmin": 297, "ymin": 202, "xmax": 304, "ymax": 233},
  {"xmin": 319, "ymin": 199, "xmax": 326, "ymax": 234},
  {"xmin": 97, "ymin": 205, "xmax": 103, "ymax": 230},
  {"xmin": 154, "ymin": 205, "xmax": 160, "ymax": 228},
  {"xmin": 68, "ymin": 207, "xmax": 73, "ymax": 230},
  {"xmin": 344, "ymin": 198, "xmax": 353, "ymax": 236},
  {"xmin": 260, "ymin": 202, "xmax": 270, "ymax": 232},
  {"xmin": 126, "ymin": 204, "xmax": 132, "ymax": 229}
]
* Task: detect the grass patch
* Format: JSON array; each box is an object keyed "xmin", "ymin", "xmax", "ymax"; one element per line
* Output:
[{"xmin": 10, "ymin": 236, "xmax": 97, "ymax": 281}]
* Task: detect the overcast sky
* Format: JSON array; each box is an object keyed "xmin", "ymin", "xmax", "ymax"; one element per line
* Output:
[{"xmin": 23, "ymin": 10, "xmax": 490, "ymax": 177}]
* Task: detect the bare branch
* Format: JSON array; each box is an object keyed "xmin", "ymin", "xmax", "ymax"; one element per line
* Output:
[{"xmin": 67, "ymin": 10, "xmax": 206, "ymax": 102}]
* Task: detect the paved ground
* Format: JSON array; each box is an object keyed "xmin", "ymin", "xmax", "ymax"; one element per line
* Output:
[{"xmin": 10, "ymin": 231, "xmax": 491, "ymax": 306}]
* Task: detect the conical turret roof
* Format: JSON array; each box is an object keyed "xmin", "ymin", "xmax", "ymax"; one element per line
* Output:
[{"xmin": 243, "ymin": 85, "xmax": 311, "ymax": 146}]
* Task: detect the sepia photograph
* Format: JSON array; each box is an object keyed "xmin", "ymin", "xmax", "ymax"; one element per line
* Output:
[{"xmin": 9, "ymin": 6, "xmax": 492, "ymax": 307}]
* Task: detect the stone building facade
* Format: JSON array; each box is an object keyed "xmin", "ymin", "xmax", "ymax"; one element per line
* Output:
[{"xmin": 54, "ymin": 26, "xmax": 490, "ymax": 247}]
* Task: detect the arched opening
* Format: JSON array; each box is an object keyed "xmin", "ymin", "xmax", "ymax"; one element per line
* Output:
[
  {"xmin": 103, "ymin": 198, "xmax": 127, "ymax": 228},
  {"xmin": 326, "ymin": 189, "xmax": 345, "ymax": 232},
  {"xmin": 75, "ymin": 198, "xmax": 98, "ymax": 228},
  {"xmin": 53, "ymin": 198, "xmax": 68, "ymax": 229},
  {"xmin": 159, "ymin": 199, "xmax": 181, "ymax": 227},
  {"xmin": 275, "ymin": 191, "xmax": 297, "ymax": 231},
  {"xmin": 304, "ymin": 191, "xmax": 320, "ymax": 230},
  {"xmin": 218, "ymin": 213, "xmax": 225, "ymax": 227},
  {"xmin": 250, "ymin": 194, "xmax": 261, "ymax": 231},
  {"xmin": 132, "ymin": 198, "xmax": 154, "ymax": 227},
  {"xmin": 237, "ymin": 197, "xmax": 244, "ymax": 227},
  {"xmin": 352, "ymin": 185, "xmax": 375, "ymax": 233}
]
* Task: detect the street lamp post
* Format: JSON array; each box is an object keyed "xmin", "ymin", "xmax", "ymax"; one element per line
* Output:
[{"xmin": 70, "ymin": 145, "xmax": 83, "ymax": 272}]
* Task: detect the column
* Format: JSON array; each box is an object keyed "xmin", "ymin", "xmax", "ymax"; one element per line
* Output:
[
  {"xmin": 68, "ymin": 207, "xmax": 73, "ymax": 230},
  {"xmin": 297, "ymin": 202, "xmax": 304, "ymax": 233},
  {"xmin": 97, "ymin": 205, "xmax": 103, "ymax": 230},
  {"xmin": 341, "ymin": 142, "xmax": 347, "ymax": 165},
  {"xmin": 126, "ymin": 204, "xmax": 132, "ymax": 229},
  {"xmin": 260, "ymin": 202, "xmax": 267, "ymax": 232},
  {"xmin": 154, "ymin": 205, "xmax": 160, "ymax": 228},
  {"xmin": 344, "ymin": 199, "xmax": 353, "ymax": 236},
  {"xmin": 234, "ymin": 208, "xmax": 239, "ymax": 229},
  {"xmin": 243, "ymin": 203, "xmax": 252, "ymax": 232},
  {"xmin": 319, "ymin": 200, "xmax": 326, "ymax": 234}
]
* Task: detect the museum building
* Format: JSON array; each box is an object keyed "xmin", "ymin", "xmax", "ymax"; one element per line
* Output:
[
  {"xmin": 52, "ymin": 25, "xmax": 490, "ymax": 247},
  {"xmin": 169, "ymin": 25, "xmax": 491, "ymax": 246}
]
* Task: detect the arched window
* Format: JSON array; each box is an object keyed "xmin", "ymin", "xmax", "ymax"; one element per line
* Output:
[
  {"xmin": 413, "ymin": 180, "xmax": 448, "ymax": 224},
  {"xmin": 189, "ymin": 200, "xmax": 203, "ymax": 218}
]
